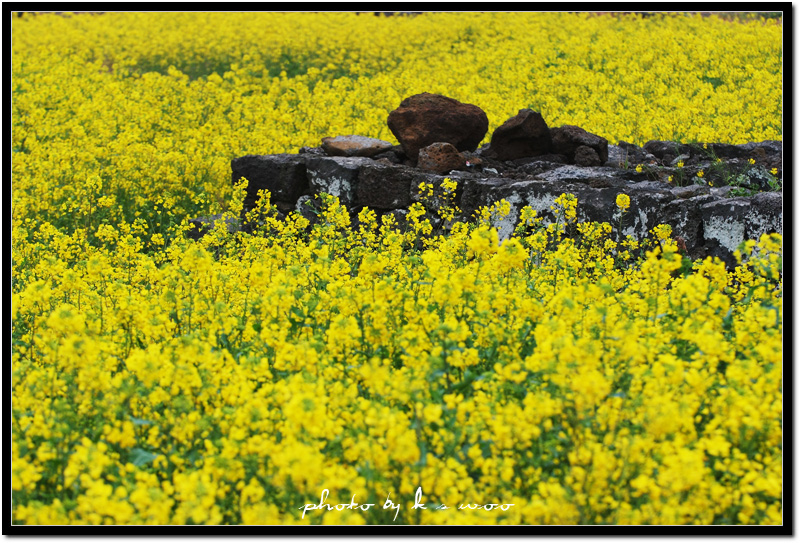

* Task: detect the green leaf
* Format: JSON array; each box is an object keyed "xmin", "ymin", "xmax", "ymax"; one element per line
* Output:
[
  {"xmin": 416, "ymin": 441, "xmax": 428, "ymax": 467},
  {"xmin": 129, "ymin": 447, "xmax": 159, "ymax": 467},
  {"xmin": 128, "ymin": 415, "xmax": 153, "ymax": 426}
]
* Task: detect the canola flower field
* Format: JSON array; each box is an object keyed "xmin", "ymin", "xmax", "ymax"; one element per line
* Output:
[{"xmin": 11, "ymin": 12, "xmax": 783, "ymax": 525}]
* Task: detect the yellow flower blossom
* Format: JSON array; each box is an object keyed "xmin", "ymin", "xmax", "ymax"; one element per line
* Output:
[
  {"xmin": 11, "ymin": 12, "xmax": 782, "ymax": 526},
  {"xmin": 616, "ymin": 193, "xmax": 631, "ymax": 213}
]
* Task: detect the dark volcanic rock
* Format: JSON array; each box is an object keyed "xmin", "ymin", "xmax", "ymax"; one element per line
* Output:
[
  {"xmin": 512, "ymin": 158, "xmax": 568, "ymax": 177},
  {"xmin": 551, "ymin": 125, "xmax": 609, "ymax": 165},
  {"xmin": 459, "ymin": 177, "xmax": 511, "ymax": 220},
  {"xmin": 606, "ymin": 142, "xmax": 656, "ymax": 168},
  {"xmin": 747, "ymin": 192, "xmax": 783, "ymax": 241},
  {"xmin": 231, "ymin": 154, "xmax": 308, "ymax": 209},
  {"xmin": 699, "ymin": 198, "xmax": 752, "ymax": 267},
  {"xmin": 661, "ymin": 194, "xmax": 714, "ymax": 260},
  {"xmin": 703, "ymin": 142, "xmax": 745, "ymax": 159},
  {"xmin": 642, "ymin": 139, "xmax": 782, "ymax": 177},
  {"xmin": 305, "ymin": 156, "xmax": 374, "ymax": 207},
  {"xmin": 372, "ymin": 145, "xmax": 406, "ymax": 164},
  {"xmin": 417, "ymin": 142, "xmax": 467, "ymax": 174},
  {"xmin": 387, "ymin": 93, "xmax": 489, "ymax": 163},
  {"xmin": 643, "ymin": 140, "xmax": 692, "ymax": 161},
  {"xmin": 739, "ymin": 140, "xmax": 783, "ymax": 173},
  {"xmin": 217, "ymin": 134, "xmax": 781, "ymax": 268},
  {"xmin": 357, "ymin": 164, "xmax": 450, "ymax": 210},
  {"xmin": 671, "ymin": 185, "xmax": 711, "ymax": 199},
  {"xmin": 489, "ymin": 109, "xmax": 552, "ymax": 160},
  {"xmin": 357, "ymin": 163, "xmax": 416, "ymax": 209},
  {"xmin": 511, "ymin": 154, "xmax": 568, "ymax": 167},
  {"xmin": 574, "ymin": 145, "xmax": 602, "ymax": 166},
  {"xmin": 459, "ymin": 177, "xmax": 673, "ymax": 241}
]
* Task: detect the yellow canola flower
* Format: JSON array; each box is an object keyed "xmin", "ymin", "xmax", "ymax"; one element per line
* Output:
[
  {"xmin": 616, "ymin": 193, "xmax": 631, "ymax": 213},
  {"xmin": 11, "ymin": 12, "xmax": 783, "ymax": 527}
]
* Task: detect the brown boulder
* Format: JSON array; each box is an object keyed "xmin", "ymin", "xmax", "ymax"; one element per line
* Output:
[
  {"xmin": 489, "ymin": 109, "xmax": 552, "ymax": 160},
  {"xmin": 574, "ymin": 145, "xmax": 602, "ymax": 167},
  {"xmin": 417, "ymin": 142, "xmax": 467, "ymax": 174},
  {"xmin": 321, "ymin": 135, "xmax": 394, "ymax": 157},
  {"xmin": 551, "ymin": 125, "xmax": 609, "ymax": 165},
  {"xmin": 387, "ymin": 93, "xmax": 489, "ymax": 164}
]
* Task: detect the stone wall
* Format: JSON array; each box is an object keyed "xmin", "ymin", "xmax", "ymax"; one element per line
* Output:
[
  {"xmin": 190, "ymin": 93, "xmax": 782, "ymax": 268},
  {"xmin": 189, "ymin": 138, "xmax": 783, "ymax": 269}
]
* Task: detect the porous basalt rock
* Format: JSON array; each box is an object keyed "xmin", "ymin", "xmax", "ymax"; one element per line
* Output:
[
  {"xmin": 231, "ymin": 154, "xmax": 309, "ymax": 210},
  {"xmin": 574, "ymin": 145, "xmax": 602, "ymax": 167},
  {"xmin": 387, "ymin": 93, "xmax": 489, "ymax": 163},
  {"xmin": 551, "ymin": 125, "xmax": 609, "ymax": 165},
  {"xmin": 417, "ymin": 142, "xmax": 467, "ymax": 174},
  {"xmin": 489, "ymin": 109, "xmax": 552, "ymax": 161},
  {"xmin": 372, "ymin": 145, "xmax": 406, "ymax": 164},
  {"xmin": 643, "ymin": 140, "xmax": 692, "ymax": 162},
  {"xmin": 357, "ymin": 162, "xmax": 417, "ymax": 209}
]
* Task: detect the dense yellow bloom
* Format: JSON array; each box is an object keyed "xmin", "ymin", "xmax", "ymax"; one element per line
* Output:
[
  {"xmin": 12, "ymin": 189, "xmax": 782, "ymax": 525},
  {"xmin": 12, "ymin": 12, "xmax": 782, "ymax": 526},
  {"xmin": 553, "ymin": 193, "xmax": 578, "ymax": 222}
]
